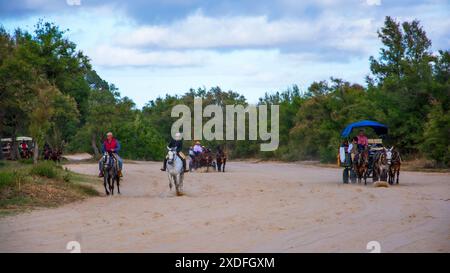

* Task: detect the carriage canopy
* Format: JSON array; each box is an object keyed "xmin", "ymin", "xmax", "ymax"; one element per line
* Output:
[{"xmin": 341, "ymin": 120, "xmax": 388, "ymax": 138}]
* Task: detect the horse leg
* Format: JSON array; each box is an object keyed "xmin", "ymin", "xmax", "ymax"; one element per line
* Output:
[
  {"xmin": 175, "ymin": 174, "xmax": 181, "ymax": 196},
  {"xmin": 389, "ymin": 169, "xmax": 392, "ymax": 184},
  {"xmin": 116, "ymin": 176, "xmax": 120, "ymax": 195},
  {"xmin": 396, "ymin": 168, "xmax": 400, "ymax": 184},
  {"xmin": 104, "ymin": 176, "xmax": 110, "ymax": 195},
  {"xmin": 373, "ymin": 168, "xmax": 378, "ymax": 183},
  {"xmin": 363, "ymin": 169, "xmax": 367, "ymax": 185},
  {"xmin": 109, "ymin": 176, "xmax": 114, "ymax": 195},
  {"xmin": 178, "ymin": 174, "xmax": 184, "ymax": 195},
  {"xmin": 168, "ymin": 174, "xmax": 173, "ymax": 191}
]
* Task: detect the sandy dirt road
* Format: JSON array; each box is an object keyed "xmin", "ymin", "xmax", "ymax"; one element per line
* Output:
[{"xmin": 0, "ymin": 161, "xmax": 449, "ymax": 253}]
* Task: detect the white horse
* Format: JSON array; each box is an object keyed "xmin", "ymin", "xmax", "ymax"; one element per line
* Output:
[{"xmin": 166, "ymin": 147, "xmax": 184, "ymax": 196}]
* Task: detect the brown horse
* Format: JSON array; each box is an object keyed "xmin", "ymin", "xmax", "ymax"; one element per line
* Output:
[
  {"xmin": 216, "ymin": 147, "xmax": 227, "ymax": 172},
  {"xmin": 201, "ymin": 149, "xmax": 214, "ymax": 172},
  {"xmin": 353, "ymin": 149, "xmax": 369, "ymax": 184},
  {"xmin": 387, "ymin": 147, "xmax": 401, "ymax": 185},
  {"xmin": 43, "ymin": 147, "xmax": 62, "ymax": 163},
  {"xmin": 50, "ymin": 149, "xmax": 62, "ymax": 163}
]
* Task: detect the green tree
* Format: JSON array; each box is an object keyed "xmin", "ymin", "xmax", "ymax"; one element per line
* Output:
[{"xmin": 421, "ymin": 102, "xmax": 450, "ymax": 166}]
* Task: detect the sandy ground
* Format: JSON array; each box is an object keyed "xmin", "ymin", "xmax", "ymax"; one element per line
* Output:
[
  {"xmin": 0, "ymin": 161, "xmax": 449, "ymax": 253},
  {"xmin": 62, "ymin": 153, "xmax": 93, "ymax": 161}
]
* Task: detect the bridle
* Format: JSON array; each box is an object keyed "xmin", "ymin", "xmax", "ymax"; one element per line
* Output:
[
  {"xmin": 167, "ymin": 148, "xmax": 177, "ymax": 165},
  {"xmin": 103, "ymin": 152, "xmax": 115, "ymax": 170}
]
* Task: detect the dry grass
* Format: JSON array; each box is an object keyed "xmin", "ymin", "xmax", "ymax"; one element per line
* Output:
[
  {"xmin": 401, "ymin": 158, "xmax": 450, "ymax": 172},
  {"xmin": 0, "ymin": 161, "xmax": 98, "ymax": 216}
]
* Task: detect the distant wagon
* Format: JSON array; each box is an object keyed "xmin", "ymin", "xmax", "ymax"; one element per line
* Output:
[
  {"xmin": 1, "ymin": 136, "xmax": 34, "ymax": 160},
  {"xmin": 339, "ymin": 120, "xmax": 388, "ymax": 183}
]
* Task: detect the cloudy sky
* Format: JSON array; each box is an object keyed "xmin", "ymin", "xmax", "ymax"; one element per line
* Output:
[{"xmin": 1, "ymin": 0, "xmax": 449, "ymax": 107}]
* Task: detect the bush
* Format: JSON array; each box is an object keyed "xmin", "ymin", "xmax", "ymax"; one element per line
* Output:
[
  {"xmin": 18, "ymin": 158, "xmax": 33, "ymax": 164},
  {"xmin": 420, "ymin": 103, "xmax": 450, "ymax": 167},
  {"xmin": 63, "ymin": 172, "xmax": 71, "ymax": 183},
  {"xmin": 0, "ymin": 171, "xmax": 16, "ymax": 189},
  {"xmin": 30, "ymin": 161, "xmax": 58, "ymax": 178},
  {"xmin": 319, "ymin": 144, "xmax": 338, "ymax": 163}
]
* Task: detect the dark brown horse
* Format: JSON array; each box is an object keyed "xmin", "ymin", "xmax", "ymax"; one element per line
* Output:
[
  {"xmin": 43, "ymin": 147, "xmax": 62, "ymax": 163},
  {"xmin": 387, "ymin": 147, "xmax": 401, "ymax": 185},
  {"xmin": 353, "ymin": 149, "xmax": 369, "ymax": 184},
  {"xmin": 201, "ymin": 149, "xmax": 214, "ymax": 172},
  {"xmin": 216, "ymin": 147, "xmax": 227, "ymax": 172},
  {"xmin": 50, "ymin": 149, "xmax": 62, "ymax": 163}
]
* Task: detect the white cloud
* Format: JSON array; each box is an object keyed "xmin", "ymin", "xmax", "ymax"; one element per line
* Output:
[
  {"xmin": 89, "ymin": 45, "xmax": 213, "ymax": 67},
  {"xmin": 117, "ymin": 13, "xmax": 313, "ymax": 49},
  {"xmin": 366, "ymin": 0, "xmax": 381, "ymax": 6},
  {"xmin": 66, "ymin": 0, "xmax": 81, "ymax": 6},
  {"xmin": 115, "ymin": 11, "xmax": 377, "ymax": 56}
]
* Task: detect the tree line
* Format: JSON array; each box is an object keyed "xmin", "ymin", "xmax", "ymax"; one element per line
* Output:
[{"xmin": 0, "ymin": 17, "xmax": 449, "ymax": 166}]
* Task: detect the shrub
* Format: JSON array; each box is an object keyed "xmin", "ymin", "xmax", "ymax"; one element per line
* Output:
[
  {"xmin": 30, "ymin": 161, "xmax": 58, "ymax": 178},
  {"xmin": 0, "ymin": 171, "xmax": 16, "ymax": 189},
  {"xmin": 18, "ymin": 158, "xmax": 34, "ymax": 164},
  {"xmin": 63, "ymin": 172, "xmax": 71, "ymax": 183}
]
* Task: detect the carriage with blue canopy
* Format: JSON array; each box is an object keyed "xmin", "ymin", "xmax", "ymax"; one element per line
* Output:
[{"xmin": 339, "ymin": 120, "xmax": 388, "ymax": 183}]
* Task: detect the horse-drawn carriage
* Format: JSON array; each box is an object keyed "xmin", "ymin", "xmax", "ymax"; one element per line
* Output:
[
  {"xmin": 1, "ymin": 136, "xmax": 34, "ymax": 160},
  {"xmin": 188, "ymin": 146, "xmax": 227, "ymax": 173},
  {"xmin": 339, "ymin": 120, "xmax": 390, "ymax": 184}
]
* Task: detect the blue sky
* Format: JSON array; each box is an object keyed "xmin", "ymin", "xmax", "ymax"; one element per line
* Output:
[{"xmin": 1, "ymin": 0, "xmax": 449, "ymax": 108}]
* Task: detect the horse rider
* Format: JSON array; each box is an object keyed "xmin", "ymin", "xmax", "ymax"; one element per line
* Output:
[
  {"xmin": 98, "ymin": 132, "xmax": 123, "ymax": 177},
  {"xmin": 20, "ymin": 141, "xmax": 28, "ymax": 152},
  {"xmin": 161, "ymin": 132, "xmax": 188, "ymax": 173},
  {"xmin": 357, "ymin": 129, "xmax": 368, "ymax": 151},
  {"xmin": 43, "ymin": 142, "xmax": 51, "ymax": 160}
]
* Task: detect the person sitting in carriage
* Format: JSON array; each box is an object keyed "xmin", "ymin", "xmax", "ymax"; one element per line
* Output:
[
  {"xmin": 98, "ymin": 132, "xmax": 123, "ymax": 177},
  {"xmin": 357, "ymin": 129, "xmax": 368, "ymax": 151},
  {"xmin": 193, "ymin": 141, "xmax": 204, "ymax": 156},
  {"xmin": 43, "ymin": 142, "xmax": 51, "ymax": 160},
  {"xmin": 20, "ymin": 141, "xmax": 28, "ymax": 153},
  {"xmin": 348, "ymin": 136, "xmax": 359, "ymax": 162},
  {"xmin": 161, "ymin": 132, "xmax": 188, "ymax": 173}
]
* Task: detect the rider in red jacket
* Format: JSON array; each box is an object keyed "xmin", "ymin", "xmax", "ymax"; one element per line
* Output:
[{"xmin": 99, "ymin": 132, "xmax": 123, "ymax": 177}]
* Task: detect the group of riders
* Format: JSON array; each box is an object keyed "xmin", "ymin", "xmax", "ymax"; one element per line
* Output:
[{"xmin": 98, "ymin": 131, "xmax": 220, "ymax": 178}]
